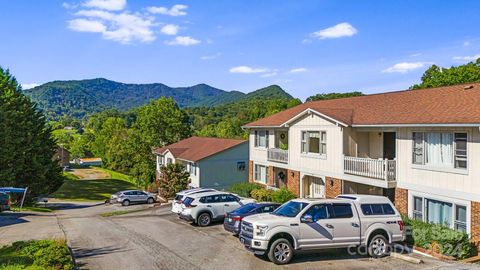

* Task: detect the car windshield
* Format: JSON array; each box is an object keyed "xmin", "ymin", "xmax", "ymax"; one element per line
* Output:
[
  {"xmin": 232, "ymin": 203, "xmax": 257, "ymax": 214},
  {"xmin": 174, "ymin": 194, "xmax": 184, "ymax": 201},
  {"xmin": 272, "ymin": 201, "xmax": 309, "ymax": 217}
]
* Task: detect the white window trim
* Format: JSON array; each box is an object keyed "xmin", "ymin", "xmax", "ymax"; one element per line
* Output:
[
  {"xmin": 301, "ymin": 130, "xmax": 327, "ymax": 158},
  {"xmin": 253, "ymin": 163, "xmax": 268, "ymax": 184},
  {"xmin": 408, "ymin": 190, "xmax": 471, "ymax": 235},
  {"xmin": 411, "ymin": 131, "xmax": 469, "ymax": 174}
]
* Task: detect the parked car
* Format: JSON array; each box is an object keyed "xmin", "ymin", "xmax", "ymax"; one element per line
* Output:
[
  {"xmin": 179, "ymin": 191, "xmax": 255, "ymax": 227},
  {"xmin": 224, "ymin": 202, "xmax": 281, "ymax": 235},
  {"xmin": 239, "ymin": 194, "xmax": 405, "ymax": 265},
  {"xmin": 0, "ymin": 192, "xmax": 11, "ymax": 212},
  {"xmin": 171, "ymin": 188, "xmax": 217, "ymax": 214},
  {"xmin": 110, "ymin": 190, "xmax": 156, "ymax": 206}
]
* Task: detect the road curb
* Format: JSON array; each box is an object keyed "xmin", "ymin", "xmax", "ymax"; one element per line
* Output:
[{"xmin": 391, "ymin": 252, "xmax": 424, "ymax": 264}]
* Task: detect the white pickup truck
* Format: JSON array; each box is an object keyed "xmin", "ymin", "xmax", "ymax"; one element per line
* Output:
[{"xmin": 239, "ymin": 194, "xmax": 405, "ymax": 264}]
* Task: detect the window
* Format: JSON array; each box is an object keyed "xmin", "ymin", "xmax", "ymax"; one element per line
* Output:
[
  {"xmin": 188, "ymin": 163, "xmax": 196, "ymax": 175},
  {"xmin": 272, "ymin": 201, "xmax": 309, "ymax": 217},
  {"xmin": 254, "ymin": 130, "xmax": 269, "ymax": 148},
  {"xmin": 455, "ymin": 205, "xmax": 467, "ymax": 233},
  {"xmin": 413, "ymin": 195, "xmax": 467, "ymax": 233},
  {"xmin": 329, "ymin": 203, "xmax": 353, "ymax": 218},
  {"xmin": 200, "ymin": 195, "xmax": 220, "ymax": 203},
  {"xmin": 157, "ymin": 155, "xmax": 164, "ymax": 165},
  {"xmin": 413, "ymin": 196, "xmax": 423, "ymax": 221},
  {"xmin": 167, "ymin": 158, "xmax": 173, "ymax": 165},
  {"xmin": 221, "ymin": 194, "xmax": 238, "ymax": 202},
  {"xmin": 412, "ymin": 132, "xmax": 467, "ymax": 169},
  {"xmin": 301, "ymin": 131, "xmax": 326, "ymax": 155},
  {"xmin": 361, "ymin": 204, "xmax": 395, "ymax": 215},
  {"xmin": 254, "ymin": 164, "xmax": 268, "ymax": 184},
  {"xmin": 303, "ymin": 204, "xmax": 329, "ymax": 221},
  {"xmin": 237, "ymin": 161, "xmax": 246, "ymax": 171}
]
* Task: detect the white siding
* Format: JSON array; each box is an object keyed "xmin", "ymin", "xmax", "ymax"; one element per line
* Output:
[
  {"xmin": 189, "ymin": 163, "xmax": 201, "ymax": 188},
  {"xmin": 397, "ymin": 127, "xmax": 480, "ymax": 200},
  {"xmin": 289, "ymin": 113, "xmax": 343, "ymax": 174}
]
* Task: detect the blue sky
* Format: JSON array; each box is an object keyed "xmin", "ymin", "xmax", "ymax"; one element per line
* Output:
[{"xmin": 1, "ymin": 0, "xmax": 479, "ymax": 100}]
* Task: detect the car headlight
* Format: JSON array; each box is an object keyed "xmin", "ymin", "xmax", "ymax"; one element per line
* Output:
[{"xmin": 256, "ymin": 225, "xmax": 269, "ymax": 236}]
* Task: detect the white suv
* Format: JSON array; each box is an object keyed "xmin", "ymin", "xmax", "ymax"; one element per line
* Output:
[
  {"xmin": 239, "ymin": 194, "xmax": 405, "ymax": 264},
  {"xmin": 171, "ymin": 188, "xmax": 216, "ymax": 214},
  {"xmin": 179, "ymin": 191, "xmax": 255, "ymax": 226}
]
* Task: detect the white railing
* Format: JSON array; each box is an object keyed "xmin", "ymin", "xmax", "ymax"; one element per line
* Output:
[
  {"xmin": 267, "ymin": 148, "xmax": 289, "ymax": 163},
  {"xmin": 344, "ymin": 156, "xmax": 396, "ymax": 181}
]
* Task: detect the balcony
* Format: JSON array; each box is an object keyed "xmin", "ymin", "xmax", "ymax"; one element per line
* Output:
[
  {"xmin": 344, "ymin": 156, "xmax": 396, "ymax": 181},
  {"xmin": 267, "ymin": 148, "xmax": 289, "ymax": 164}
]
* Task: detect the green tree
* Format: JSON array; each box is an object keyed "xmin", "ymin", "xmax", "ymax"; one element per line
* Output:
[
  {"xmin": 134, "ymin": 97, "xmax": 192, "ymax": 147},
  {"xmin": 411, "ymin": 58, "xmax": 480, "ymax": 89},
  {"xmin": 158, "ymin": 163, "xmax": 190, "ymax": 198},
  {"xmin": 306, "ymin": 92, "xmax": 364, "ymax": 102},
  {"xmin": 0, "ymin": 67, "xmax": 63, "ymax": 197}
]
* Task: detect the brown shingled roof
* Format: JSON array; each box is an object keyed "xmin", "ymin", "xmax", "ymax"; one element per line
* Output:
[
  {"xmin": 154, "ymin": 136, "xmax": 247, "ymax": 162},
  {"xmin": 244, "ymin": 83, "xmax": 480, "ymax": 127}
]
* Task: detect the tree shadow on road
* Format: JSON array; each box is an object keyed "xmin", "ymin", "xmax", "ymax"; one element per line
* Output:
[
  {"xmin": 0, "ymin": 212, "xmax": 38, "ymax": 227},
  {"xmin": 74, "ymin": 246, "xmax": 129, "ymax": 259}
]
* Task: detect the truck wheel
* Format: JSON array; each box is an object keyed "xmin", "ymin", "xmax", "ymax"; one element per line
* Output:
[
  {"xmin": 268, "ymin": 238, "xmax": 293, "ymax": 265},
  {"xmin": 368, "ymin": 234, "xmax": 389, "ymax": 258},
  {"xmin": 122, "ymin": 200, "xmax": 130, "ymax": 206},
  {"xmin": 197, "ymin": 213, "xmax": 211, "ymax": 227}
]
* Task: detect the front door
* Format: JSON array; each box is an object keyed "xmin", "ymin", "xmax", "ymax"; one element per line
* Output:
[
  {"xmin": 383, "ymin": 132, "xmax": 396, "ymax": 159},
  {"xmin": 309, "ymin": 177, "xmax": 325, "ymax": 198},
  {"xmin": 298, "ymin": 204, "xmax": 334, "ymax": 248}
]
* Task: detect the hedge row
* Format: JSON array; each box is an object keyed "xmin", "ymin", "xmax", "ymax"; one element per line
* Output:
[{"xmin": 228, "ymin": 183, "xmax": 296, "ymax": 203}]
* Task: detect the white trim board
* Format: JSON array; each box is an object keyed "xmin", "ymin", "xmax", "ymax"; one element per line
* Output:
[{"xmin": 398, "ymin": 182, "xmax": 480, "ymax": 202}]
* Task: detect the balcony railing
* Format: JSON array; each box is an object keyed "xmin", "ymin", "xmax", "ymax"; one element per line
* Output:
[
  {"xmin": 267, "ymin": 148, "xmax": 289, "ymax": 164},
  {"xmin": 344, "ymin": 156, "xmax": 396, "ymax": 181}
]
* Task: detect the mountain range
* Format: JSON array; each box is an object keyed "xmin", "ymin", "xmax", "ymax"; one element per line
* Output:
[{"xmin": 23, "ymin": 78, "xmax": 294, "ymax": 119}]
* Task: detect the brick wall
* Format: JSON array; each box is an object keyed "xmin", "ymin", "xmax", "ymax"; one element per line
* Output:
[
  {"xmin": 325, "ymin": 177, "xmax": 342, "ymax": 198},
  {"xmin": 248, "ymin": 160, "xmax": 254, "ymax": 183},
  {"xmin": 471, "ymin": 201, "xmax": 480, "ymax": 247},
  {"xmin": 394, "ymin": 188, "xmax": 408, "ymax": 215},
  {"xmin": 287, "ymin": 169, "xmax": 300, "ymax": 197},
  {"xmin": 268, "ymin": 166, "xmax": 275, "ymax": 186}
]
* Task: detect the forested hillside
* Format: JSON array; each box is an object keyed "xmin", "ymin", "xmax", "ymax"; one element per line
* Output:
[{"xmin": 24, "ymin": 79, "xmax": 293, "ymax": 119}]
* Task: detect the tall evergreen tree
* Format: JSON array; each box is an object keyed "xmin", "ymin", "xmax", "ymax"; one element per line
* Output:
[{"xmin": 0, "ymin": 67, "xmax": 63, "ymax": 197}]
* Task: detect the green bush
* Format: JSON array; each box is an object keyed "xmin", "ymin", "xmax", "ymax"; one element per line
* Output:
[
  {"xmin": 0, "ymin": 239, "xmax": 74, "ymax": 269},
  {"xmin": 271, "ymin": 188, "xmax": 296, "ymax": 203},
  {"xmin": 402, "ymin": 216, "xmax": 475, "ymax": 259},
  {"xmin": 228, "ymin": 182, "xmax": 262, "ymax": 198},
  {"xmin": 250, "ymin": 188, "xmax": 273, "ymax": 202}
]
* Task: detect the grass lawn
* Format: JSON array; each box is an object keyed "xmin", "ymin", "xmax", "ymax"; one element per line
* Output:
[
  {"xmin": 11, "ymin": 206, "xmax": 53, "ymax": 213},
  {"xmin": 52, "ymin": 170, "xmax": 137, "ymax": 202},
  {"xmin": 100, "ymin": 208, "xmax": 146, "ymax": 217},
  {"xmin": 0, "ymin": 240, "xmax": 74, "ymax": 270},
  {"xmin": 96, "ymin": 167, "xmax": 136, "ymax": 185}
]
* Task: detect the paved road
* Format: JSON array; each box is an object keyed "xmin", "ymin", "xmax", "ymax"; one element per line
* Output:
[{"xmin": 53, "ymin": 202, "xmax": 479, "ymax": 270}]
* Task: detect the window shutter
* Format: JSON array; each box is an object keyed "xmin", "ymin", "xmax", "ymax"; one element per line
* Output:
[
  {"xmin": 266, "ymin": 130, "xmax": 269, "ymax": 148},
  {"xmin": 254, "ymin": 130, "xmax": 258, "ymax": 147}
]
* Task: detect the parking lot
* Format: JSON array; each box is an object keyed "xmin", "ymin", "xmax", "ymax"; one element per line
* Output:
[{"xmin": 47, "ymin": 202, "xmax": 477, "ymax": 270}]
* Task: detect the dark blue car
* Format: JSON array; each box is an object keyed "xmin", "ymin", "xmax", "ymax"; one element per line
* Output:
[{"xmin": 224, "ymin": 202, "xmax": 281, "ymax": 235}]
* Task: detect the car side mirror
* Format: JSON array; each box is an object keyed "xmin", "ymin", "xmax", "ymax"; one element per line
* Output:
[{"xmin": 301, "ymin": 214, "xmax": 314, "ymax": 223}]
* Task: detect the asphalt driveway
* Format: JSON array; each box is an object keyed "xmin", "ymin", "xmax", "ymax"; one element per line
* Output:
[{"xmin": 52, "ymin": 202, "xmax": 479, "ymax": 270}]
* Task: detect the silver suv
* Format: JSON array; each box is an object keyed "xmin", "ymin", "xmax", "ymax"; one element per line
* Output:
[
  {"xmin": 239, "ymin": 194, "xmax": 405, "ymax": 264},
  {"xmin": 179, "ymin": 191, "xmax": 255, "ymax": 226},
  {"xmin": 110, "ymin": 190, "xmax": 156, "ymax": 206}
]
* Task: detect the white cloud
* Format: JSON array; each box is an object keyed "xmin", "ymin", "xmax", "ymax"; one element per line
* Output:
[
  {"xmin": 382, "ymin": 62, "xmax": 428, "ymax": 73},
  {"xmin": 229, "ymin": 66, "xmax": 269, "ymax": 74},
  {"xmin": 83, "ymin": 0, "xmax": 126, "ymax": 11},
  {"xmin": 200, "ymin": 53, "xmax": 221, "ymax": 60},
  {"xmin": 452, "ymin": 54, "xmax": 480, "ymax": 62},
  {"xmin": 312, "ymin": 22, "xmax": 357, "ymax": 40},
  {"xmin": 21, "ymin": 83, "xmax": 40, "ymax": 90},
  {"xmin": 147, "ymin": 4, "xmax": 188, "ymax": 16},
  {"xmin": 165, "ymin": 36, "xmax": 200, "ymax": 46},
  {"xmin": 288, "ymin": 67, "xmax": 308, "ymax": 73},
  {"xmin": 410, "ymin": 53, "xmax": 422, "ymax": 57},
  {"xmin": 464, "ymin": 41, "xmax": 471, "ymax": 47},
  {"xmin": 160, "ymin": 24, "xmax": 179, "ymax": 35},
  {"xmin": 70, "ymin": 10, "xmax": 155, "ymax": 44},
  {"xmin": 68, "ymin": 18, "xmax": 106, "ymax": 32}
]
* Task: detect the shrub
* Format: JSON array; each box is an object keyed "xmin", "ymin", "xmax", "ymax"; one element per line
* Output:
[
  {"xmin": 251, "ymin": 188, "xmax": 273, "ymax": 202},
  {"xmin": 402, "ymin": 216, "xmax": 475, "ymax": 259},
  {"xmin": 228, "ymin": 182, "xmax": 262, "ymax": 197},
  {"xmin": 271, "ymin": 188, "xmax": 296, "ymax": 203},
  {"xmin": 158, "ymin": 163, "xmax": 190, "ymax": 198}
]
